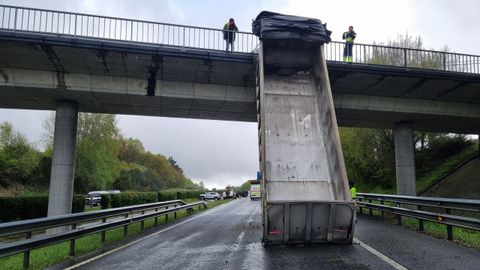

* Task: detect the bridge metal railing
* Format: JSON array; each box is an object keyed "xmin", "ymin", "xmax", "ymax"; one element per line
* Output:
[
  {"xmin": 0, "ymin": 4, "xmax": 479, "ymax": 74},
  {"xmin": 0, "ymin": 199, "xmax": 207, "ymax": 269},
  {"xmin": 356, "ymin": 193, "xmax": 480, "ymax": 241},
  {"xmin": 324, "ymin": 42, "xmax": 480, "ymax": 74},
  {"xmin": 0, "ymin": 4, "xmax": 258, "ymax": 53}
]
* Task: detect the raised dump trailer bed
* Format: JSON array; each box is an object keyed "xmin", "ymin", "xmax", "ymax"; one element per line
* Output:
[{"xmin": 254, "ymin": 11, "xmax": 355, "ymax": 244}]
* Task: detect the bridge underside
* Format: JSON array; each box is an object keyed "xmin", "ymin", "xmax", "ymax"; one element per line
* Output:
[{"xmin": 0, "ymin": 31, "xmax": 479, "ymax": 133}]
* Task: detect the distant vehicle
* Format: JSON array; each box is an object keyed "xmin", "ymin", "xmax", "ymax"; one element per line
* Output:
[
  {"xmin": 236, "ymin": 191, "xmax": 249, "ymax": 198},
  {"xmin": 223, "ymin": 189, "xmax": 236, "ymax": 199},
  {"xmin": 199, "ymin": 192, "xmax": 222, "ymax": 200},
  {"xmin": 85, "ymin": 190, "xmax": 121, "ymax": 206},
  {"xmin": 250, "ymin": 180, "xmax": 261, "ymax": 200}
]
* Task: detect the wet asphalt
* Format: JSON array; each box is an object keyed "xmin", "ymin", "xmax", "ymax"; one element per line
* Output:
[{"xmin": 73, "ymin": 199, "xmax": 480, "ymax": 270}]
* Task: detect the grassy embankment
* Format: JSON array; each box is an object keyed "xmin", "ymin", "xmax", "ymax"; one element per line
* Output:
[
  {"xmin": 367, "ymin": 143, "xmax": 478, "ymax": 195},
  {"xmin": 0, "ymin": 198, "xmax": 230, "ymax": 270}
]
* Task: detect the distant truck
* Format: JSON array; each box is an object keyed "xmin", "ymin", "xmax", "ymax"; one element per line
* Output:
[{"xmin": 250, "ymin": 180, "xmax": 261, "ymax": 200}]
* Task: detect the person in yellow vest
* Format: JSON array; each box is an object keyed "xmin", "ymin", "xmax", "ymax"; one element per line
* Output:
[
  {"xmin": 349, "ymin": 180, "xmax": 357, "ymax": 200},
  {"xmin": 342, "ymin": 26, "xmax": 357, "ymax": 63}
]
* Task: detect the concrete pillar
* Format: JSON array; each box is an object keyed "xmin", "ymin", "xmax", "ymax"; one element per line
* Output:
[
  {"xmin": 394, "ymin": 122, "xmax": 416, "ymax": 196},
  {"xmin": 47, "ymin": 101, "xmax": 78, "ymax": 217}
]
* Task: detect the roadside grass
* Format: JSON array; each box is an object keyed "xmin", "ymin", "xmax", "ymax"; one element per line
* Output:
[
  {"xmin": 0, "ymin": 198, "xmax": 232, "ymax": 270},
  {"xmin": 84, "ymin": 206, "xmax": 101, "ymax": 212},
  {"xmin": 358, "ymin": 207, "xmax": 480, "ymax": 249}
]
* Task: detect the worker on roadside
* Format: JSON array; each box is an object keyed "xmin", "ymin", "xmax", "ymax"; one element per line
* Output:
[
  {"xmin": 342, "ymin": 26, "xmax": 356, "ymax": 63},
  {"xmin": 223, "ymin": 18, "xmax": 239, "ymax": 53},
  {"xmin": 349, "ymin": 180, "xmax": 357, "ymax": 200}
]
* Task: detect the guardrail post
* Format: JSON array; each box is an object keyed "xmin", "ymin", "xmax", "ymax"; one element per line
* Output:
[
  {"xmin": 368, "ymin": 199, "xmax": 373, "ymax": 216},
  {"xmin": 23, "ymin": 231, "xmax": 32, "ymax": 270},
  {"xmin": 404, "ymin": 48, "xmax": 408, "ymax": 67},
  {"xmin": 446, "ymin": 209, "xmax": 453, "ymax": 240},
  {"xmin": 123, "ymin": 214, "xmax": 129, "ymax": 237},
  {"xmin": 154, "ymin": 208, "xmax": 159, "ymax": 226},
  {"xmin": 165, "ymin": 206, "xmax": 169, "ymax": 223},
  {"xmin": 101, "ymin": 218, "xmax": 107, "ymax": 243},
  {"xmin": 418, "ymin": 205, "xmax": 424, "ymax": 231},
  {"xmin": 358, "ymin": 198, "xmax": 363, "ymax": 214},
  {"xmin": 380, "ymin": 201, "xmax": 385, "ymax": 220},
  {"xmin": 396, "ymin": 203, "xmax": 402, "ymax": 225},
  {"xmin": 140, "ymin": 211, "xmax": 145, "ymax": 231},
  {"xmin": 174, "ymin": 205, "xmax": 177, "ymax": 220},
  {"xmin": 69, "ymin": 224, "xmax": 77, "ymax": 256}
]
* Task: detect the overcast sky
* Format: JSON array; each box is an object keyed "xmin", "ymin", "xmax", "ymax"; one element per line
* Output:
[{"xmin": 0, "ymin": 0, "xmax": 479, "ymax": 189}]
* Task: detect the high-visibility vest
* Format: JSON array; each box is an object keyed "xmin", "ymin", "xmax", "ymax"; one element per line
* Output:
[
  {"xmin": 343, "ymin": 31, "xmax": 356, "ymax": 43},
  {"xmin": 350, "ymin": 186, "xmax": 357, "ymax": 199}
]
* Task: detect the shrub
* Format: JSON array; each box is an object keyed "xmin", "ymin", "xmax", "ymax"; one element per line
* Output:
[
  {"xmin": 157, "ymin": 190, "xmax": 203, "ymax": 201},
  {"xmin": 157, "ymin": 191, "xmax": 177, "ymax": 201},
  {"xmin": 72, "ymin": 195, "xmax": 85, "ymax": 213},
  {"xmin": 110, "ymin": 192, "xmax": 157, "ymax": 208},
  {"xmin": 101, "ymin": 194, "xmax": 111, "ymax": 209},
  {"xmin": 177, "ymin": 190, "xmax": 203, "ymax": 199},
  {"xmin": 0, "ymin": 195, "xmax": 84, "ymax": 222}
]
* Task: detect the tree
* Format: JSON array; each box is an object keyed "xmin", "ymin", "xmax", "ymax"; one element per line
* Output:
[
  {"xmin": 369, "ymin": 33, "xmax": 445, "ymax": 70},
  {"xmin": 0, "ymin": 122, "xmax": 40, "ymax": 187},
  {"xmin": 168, "ymin": 156, "xmax": 184, "ymax": 175},
  {"xmin": 118, "ymin": 137, "xmax": 145, "ymax": 163},
  {"xmin": 44, "ymin": 113, "xmax": 121, "ymax": 193},
  {"xmin": 237, "ymin": 180, "xmax": 251, "ymax": 192}
]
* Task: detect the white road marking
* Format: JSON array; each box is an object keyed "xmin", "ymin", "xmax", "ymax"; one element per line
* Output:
[
  {"xmin": 235, "ymin": 231, "xmax": 246, "ymax": 246},
  {"xmin": 233, "ymin": 203, "xmax": 259, "ymax": 251},
  {"xmin": 64, "ymin": 202, "xmax": 230, "ymax": 270},
  {"xmin": 354, "ymin": 237, "xmax": 409, "ymax": 270}
]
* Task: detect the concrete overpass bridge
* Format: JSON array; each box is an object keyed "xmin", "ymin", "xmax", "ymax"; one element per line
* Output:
[{"xmin": 0, "ymin": 5, "xmax": 479, "ymax": 216}]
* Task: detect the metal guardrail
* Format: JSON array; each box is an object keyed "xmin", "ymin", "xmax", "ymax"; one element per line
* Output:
[
  {"xmin": 0, "ymin": 4, "xmax": 258, "ymax": 53},
  {"xmin": 325, "ymin": 42, "xmax": 480, "ymax": 74},
  {"xmin": 356, "ymin": 193, "xmax": 480, "ymax": 241},
  {"xmin": 0, "ymin": 199, "xmax": 207, "ymax": 268},
  {"xmin": 0, "ymin": 4, "xmax": 479, "ymax": 74}
]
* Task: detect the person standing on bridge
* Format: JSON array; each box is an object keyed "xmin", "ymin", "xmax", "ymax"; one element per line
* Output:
[
  {"xmin": 342, "ymin": 26, "xmax": 357, "ymax": 63},
  {"xmin": 349, "ymin": 180, "xmax": 357, "ymax": 200},
  {"xmin": 223, "ymin": 18, "xmax": 239, "ymax": 53}
]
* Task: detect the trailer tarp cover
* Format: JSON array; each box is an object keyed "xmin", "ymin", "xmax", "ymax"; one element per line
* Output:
[{"xmin": 252, "ymin": 11, "xmax": 331, "ymax": 43}]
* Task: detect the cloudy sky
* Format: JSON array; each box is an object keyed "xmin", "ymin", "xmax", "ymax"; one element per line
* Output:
[{"xmin": 0, "ymin": 0, "xmax": 479, "ymax": 189}]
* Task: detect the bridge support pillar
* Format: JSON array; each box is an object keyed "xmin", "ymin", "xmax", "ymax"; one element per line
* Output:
[
  {"xmin": 47, "ymin": 101, "xmax": 78, "ymax": 217},
  {"xmin": 394, "ymin": 122, "xmax": 416, "ymax": 196}
]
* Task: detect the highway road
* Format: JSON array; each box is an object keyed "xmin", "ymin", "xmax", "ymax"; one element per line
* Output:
[{"xmin": 65, "ymin": 199, "xmax": 480, "ymax": 270}]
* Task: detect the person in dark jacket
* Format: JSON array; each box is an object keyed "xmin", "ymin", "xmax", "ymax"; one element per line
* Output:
[
  {"xmin": 223, "ymin": 18, "xmax": 238, "ymax": 52},
  {"xmin": 342, "ymin": 26, "xmax": 357, "ymax": 63}
]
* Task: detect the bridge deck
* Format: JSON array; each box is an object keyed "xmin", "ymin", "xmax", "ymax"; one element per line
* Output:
[
  {"xmin": 61, "ymin": 199, "xmax": 480, "ymax": 270},
  {"xmin": 1, "ymin": 31, "xmax": 479, "ymax": 133}
]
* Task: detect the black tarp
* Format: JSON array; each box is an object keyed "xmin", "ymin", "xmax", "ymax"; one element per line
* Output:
[{"xmin": 252, "ymin": 11, "xmax": 331, "ymax": 44}]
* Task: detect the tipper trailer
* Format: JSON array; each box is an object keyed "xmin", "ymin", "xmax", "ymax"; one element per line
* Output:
[{"xmin": 253, "ymin": 11, "xmax": 356, "ymax": 244}]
